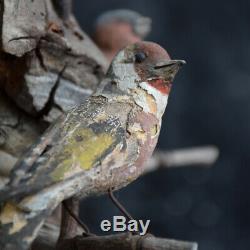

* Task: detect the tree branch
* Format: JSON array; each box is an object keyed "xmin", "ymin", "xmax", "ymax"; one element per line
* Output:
[
  {"xmin": 56, "ymin": 233, "xmax": 198, "ymax": 250},
  {"xmin": 145, "ymin": 145, "xmax": 219, "ymax": 174},
  {"xmin": 34, "ymin": 229, "xmax": 198, "ymax": 250}
]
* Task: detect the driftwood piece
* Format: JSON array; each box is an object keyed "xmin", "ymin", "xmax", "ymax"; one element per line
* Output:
[
  {"xmin": 33, "ymin": 223, "xmax": 198, "ymax": 250},
  {"xmin": 0, "ymin": 91, "xmax": 45, "ymax": 170},
  {"xmin": 1, "ymin": 0, "xmax": 108, "ymax": 118},
  {"xmin": 56, "ymin": 233, "xmax": 198, "ymax": 250},
  {"xmin": 0, "ymin": 0, "xmax": 108, "ymax": 181},
  {"xmin": 1, "ymin": 0, "xmax": 47, "ymax": 56}
]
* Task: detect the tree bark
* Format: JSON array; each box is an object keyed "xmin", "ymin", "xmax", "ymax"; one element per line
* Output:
[
  {"xmin": 56, "ymin": 233, "xmax": 198, "ymax": 250},
  {"xmin": 0, "ymin": 0, "xmax": 108, "ymax": 182}
]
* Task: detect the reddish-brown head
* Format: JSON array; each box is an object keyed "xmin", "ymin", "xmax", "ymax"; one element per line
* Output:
[
  {"xmin": 131, "ymin": 41, "xmax": 185, "ymax": 95},
  {"xmin": 101, "ymin": 41, "xmax": 185, "ymax": 119},
  {"xmin": 104, "ymin": 41, "xmax": 185, "ymax": 99}
]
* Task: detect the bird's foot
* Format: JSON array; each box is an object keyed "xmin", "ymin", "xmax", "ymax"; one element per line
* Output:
[
  {"xmin": 108, "ymin": 188, "xmax": 146, "ymax": 235},
  {"xmin": 108, "ymin": 187, "xmax": 134, "ymax": 220}
]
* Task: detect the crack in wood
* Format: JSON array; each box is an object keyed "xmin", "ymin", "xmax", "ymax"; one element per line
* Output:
[{"xmin": 37, "ymin": 64, "xmax": 67, "ymax": 117}]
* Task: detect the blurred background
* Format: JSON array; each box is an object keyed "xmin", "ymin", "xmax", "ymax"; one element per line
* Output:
[{"xmin": 74, "ymin": 1, "xmax": 250, "ymax": 249}]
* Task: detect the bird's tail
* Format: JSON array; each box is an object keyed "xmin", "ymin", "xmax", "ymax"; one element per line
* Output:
[
  {"xmin": 0, "ymin": 173, "xmax": 89, "ymax": 250},
  {"xmin": 0, "ymin": 188, "xmax": 63, "ymax": 250},
  {"xmin": 0, "ymin": 201, "xmax": 52, "ymax": 250}
]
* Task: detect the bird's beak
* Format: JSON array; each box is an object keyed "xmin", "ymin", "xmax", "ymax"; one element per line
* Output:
[
  {"xmin": 154, "ymin": 59, "xmax": 186, "ymax": 82},
  {"xmin": 154, "ymin": 60, "xmax": 186, "ymax": 69}
]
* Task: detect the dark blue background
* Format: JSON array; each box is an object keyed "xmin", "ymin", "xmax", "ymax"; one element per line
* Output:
[{"xmin": 74, "ymin": 1, "xmax": 250, "ymax": 249}]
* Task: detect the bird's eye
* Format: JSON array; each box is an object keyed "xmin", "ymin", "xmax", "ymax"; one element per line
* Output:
[{"xmin": 134, "ymin": 52, "xmax": 147, "ymax": 63}]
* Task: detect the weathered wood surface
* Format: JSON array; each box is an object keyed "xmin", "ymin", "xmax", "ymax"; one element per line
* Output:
[
  {"xmin": 0, "ymin": 0, "xmax": 108, "ymax": 180},
  {"xmin": 33, "ymin": 222, "xmax": 199, "ymax": 250},
  {"xmin": 0, "ymin": 0, "xmax": 108, "ymax": 119},
  {"xmin": 56, "ymin": 233, "xmax": 198, "ymax": 250},
  {"xmin": 0, "ymin": 1, "xmax": 108, "ymax": 248}
]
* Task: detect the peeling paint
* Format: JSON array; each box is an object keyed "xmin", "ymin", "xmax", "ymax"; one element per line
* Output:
[
  {"xmin": 94, "ymin": 112, "xmax": 108, "ymax": 122},
  {"xmin": 127, "ymin": 122, "xmax": 146, "ymax": 142},
  {"xmin": 0, "ymin": 203, "xmax": 27, "ymax": 234},
  {"xmin": 130, "ymin": 87, "xmax": 150, "ymax": 113},
  {"xmin": 146, "ymin": 92, "xmax": 157, "ymax": 114},
  {"xmin": 50, "ymin": 128, "xmax": 115, "ymax": 181},
  {"xmin": 150, "ymin": 124, "xmax": 159, "ymax": 137},
  {"xmin": 139, "ymin": 82, "xmax": 168, "ymax": 119}
]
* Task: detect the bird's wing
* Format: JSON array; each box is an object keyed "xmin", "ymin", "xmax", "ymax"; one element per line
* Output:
[
  {"xmin": 0, "ymin": 97, "xmax": 135, "ymax": 250},
  {"xmin": 0, "ymin": 97, "xmax": 129, "ymax": 202}
]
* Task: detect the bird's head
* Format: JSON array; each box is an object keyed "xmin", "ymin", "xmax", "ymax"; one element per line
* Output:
[
  {"xmin": 100, "ymin": 41, "xmax": 185, "ymax": 118},
  {"xmin": 94, "ymin": 9, "xmax": 151, "ymax": 61}
]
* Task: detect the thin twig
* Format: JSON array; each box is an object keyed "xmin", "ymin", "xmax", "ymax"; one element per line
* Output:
[{"xmin": 144, "ymin": 145, "xmax": 219, "ymax": 174}]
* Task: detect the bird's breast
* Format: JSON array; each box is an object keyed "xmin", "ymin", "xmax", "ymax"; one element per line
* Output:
[{"xmin": 132, "ymin": 111, "xmax": 160, "ymax": 170}]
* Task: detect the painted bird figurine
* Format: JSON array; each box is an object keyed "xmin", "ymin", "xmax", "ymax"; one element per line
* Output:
[
  {"xmin": 0, "ymin": 41, "xmax": 185, "ymax": 250},
  {"xmin": 93, "ymin": 9, "xmax": 151, "ymax": 62}
]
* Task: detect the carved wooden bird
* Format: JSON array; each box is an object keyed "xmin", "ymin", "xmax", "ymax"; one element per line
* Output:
[{"xmin": 0, "ymin": 41, "xmax": 185, "ymax": 250}]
